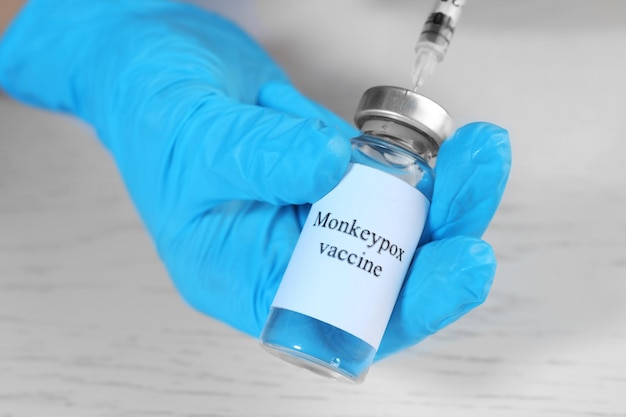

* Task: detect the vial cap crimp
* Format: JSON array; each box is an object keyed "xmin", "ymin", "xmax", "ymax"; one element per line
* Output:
[{"xmin": 354, "ymin": 86, "xmax": 453, "ymax": 157}]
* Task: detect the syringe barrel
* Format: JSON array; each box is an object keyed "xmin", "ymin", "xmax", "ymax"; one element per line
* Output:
[{"xmin": 417, "ymin": 0, "xmax": 466, "ymax": 51}]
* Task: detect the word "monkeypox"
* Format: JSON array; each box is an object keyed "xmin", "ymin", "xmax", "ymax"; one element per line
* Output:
[{"xmin": 313, "ymin": 211, "xmax": 406, "ymax": 261}]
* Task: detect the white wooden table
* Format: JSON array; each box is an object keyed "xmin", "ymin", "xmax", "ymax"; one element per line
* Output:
[{"xmin": 2, "ymin": 1, "xmax": 626, "ymax": 415}]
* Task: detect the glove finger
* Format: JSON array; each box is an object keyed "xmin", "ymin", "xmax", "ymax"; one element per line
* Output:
[
  {"xmin": 192, "ymin": 97, "xmax": 352, "ymax": 205},
  {"xmin": 376, "ymin": 236, "xmax": 496, "ymax": 360},
  {"xmin": 258, "ymin": 81, "xmax": 360, "ymax": 139},
  {"xmin": 426, "ymin": 122, "xmax": 511, "ymax": 241},
  {"xmin": 125, "ymin": 90, "xmax": 352, "ymax": 212}
]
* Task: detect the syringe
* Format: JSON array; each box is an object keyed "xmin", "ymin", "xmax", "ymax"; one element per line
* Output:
[{"xmin": 411, "ymin": 0, "xmax": 467, "ymax": 90}]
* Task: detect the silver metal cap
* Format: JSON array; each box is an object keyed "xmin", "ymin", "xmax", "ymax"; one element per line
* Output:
[{"xmin": 354, "ymin": 86, "xmax": 453, "ymax": 154}]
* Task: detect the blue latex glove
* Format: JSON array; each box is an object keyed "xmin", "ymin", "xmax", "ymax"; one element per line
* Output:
[{"xmin": 0, "ymin": 0, "xmax": 511, "ymax": 360}]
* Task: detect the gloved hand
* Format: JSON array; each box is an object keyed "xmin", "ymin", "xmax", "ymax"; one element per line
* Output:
[{"xmin": 0, "ymin": 0, "xmax": 511, "ymax": 360}]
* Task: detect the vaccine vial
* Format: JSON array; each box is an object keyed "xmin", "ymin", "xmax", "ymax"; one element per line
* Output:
[{"xmin": 259, "ymin": 86, "xmax": 452, "ymax": 383}]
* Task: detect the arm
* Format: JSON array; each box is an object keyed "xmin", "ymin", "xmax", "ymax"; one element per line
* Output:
[{"xmin": 0, "ymin": 0, "xmax": 27, "ymax": 35}]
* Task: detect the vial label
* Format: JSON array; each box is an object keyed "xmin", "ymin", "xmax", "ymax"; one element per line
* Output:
[{"xmin": 271, "ymin": 163, "xmax": 429, "ymax": 349}]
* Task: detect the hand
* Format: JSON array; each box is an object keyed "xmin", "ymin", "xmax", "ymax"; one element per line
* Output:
[{"xmin": 0, "ymin": 0, "xmax": 511, "ymax": 358}]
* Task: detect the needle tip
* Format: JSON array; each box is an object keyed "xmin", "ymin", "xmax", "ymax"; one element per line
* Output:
[{"xmin": 411, "ymin": 47, "xmax": 441, "ymax": 91}]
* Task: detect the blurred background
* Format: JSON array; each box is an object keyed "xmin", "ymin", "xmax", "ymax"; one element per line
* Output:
[{"xmin": 2, "ymin": 1, "xmax": 626, "ymax": 415}]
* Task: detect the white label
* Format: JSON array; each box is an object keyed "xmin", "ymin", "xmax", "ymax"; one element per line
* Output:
[{"xmin": 271, "ymin": 163, "xmax": 429, "ymax": 349}]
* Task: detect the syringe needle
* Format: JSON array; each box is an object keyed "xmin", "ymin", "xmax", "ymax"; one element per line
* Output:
[
  {"xmin": 411, "ymin": 47, "xmax": 440, "ymax": 90},
  {"xmin": 411, "ymin": 0, "xmax": 467, "ymax": 91}
]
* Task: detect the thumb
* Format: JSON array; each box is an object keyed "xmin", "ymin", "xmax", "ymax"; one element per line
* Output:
[
  {"xmin": 182, "ymin": 96, "xmax": 353, "ymax": 206},
  {"xmin": 112, "ymin": 88, "xmax": 354, "ymax": 234}
]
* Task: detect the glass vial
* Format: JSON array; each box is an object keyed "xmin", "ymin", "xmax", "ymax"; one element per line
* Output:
[{"xmin": 259, "ymin": 86, "xmax": 452, "ymax": 383}]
